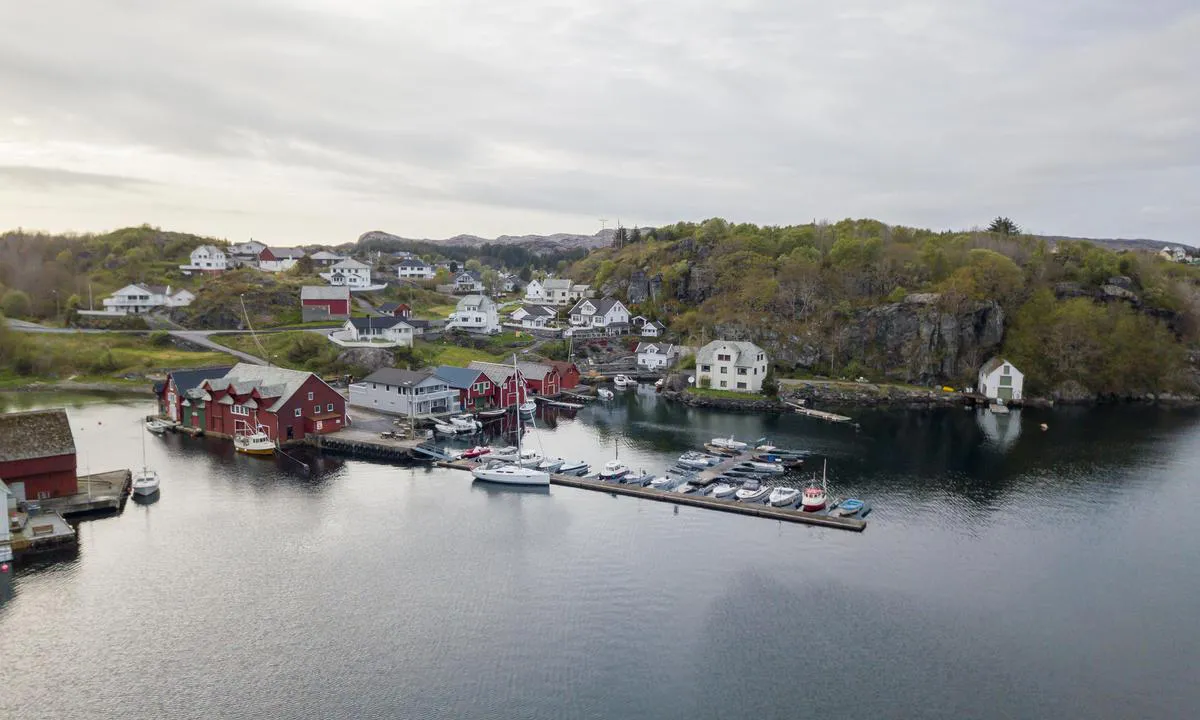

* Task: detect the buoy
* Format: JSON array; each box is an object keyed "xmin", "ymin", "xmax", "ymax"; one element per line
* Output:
[
  {"xmin": 1, "ymin": 562, "xmax": 9, "ymax": 573},
  {"xmin": 1040, "ymin": 423, "xmax": 1048, "ymax": 431}
]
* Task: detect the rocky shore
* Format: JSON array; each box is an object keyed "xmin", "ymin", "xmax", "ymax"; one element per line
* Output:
[{"xmin": 660, "ymin": 389, "xmax": 790, "ymax": 413}]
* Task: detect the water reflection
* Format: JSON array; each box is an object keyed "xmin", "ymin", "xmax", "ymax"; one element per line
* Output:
[{"xmin": 976, "ymin": 407, "xmax": 1022, "ymax": 451}]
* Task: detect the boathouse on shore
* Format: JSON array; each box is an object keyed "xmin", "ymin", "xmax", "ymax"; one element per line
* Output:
[
  {"xmin": 157, "ymin": 366, "xmax": 234, "ymax": 425},
  {"xmin": 199, "ymin": 364, "xmax": 346, "ymax": 444},
  {"xmin": 0, "ymin": 409, "xmax": 78, "ymax": 501}
]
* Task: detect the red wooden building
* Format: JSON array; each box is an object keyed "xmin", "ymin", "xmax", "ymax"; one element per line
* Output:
[
  {"xmin": 0, "ymin": 409, "xmax": 78, "ymax": 501},
  {"xmin": 300, "ymin": 286, "xmax": 351, "ymax": 322},
  {"xmin": 434, "ymin": 366, "xmax": 495, "ymax": 410},
  {"xmin": 157, "ymin": 366, "xmax": 233, "ymax": 425},
  {"xmin": 518, "ymin": 361, "xmax": 560, "ymax": 396},
  {"xmin": 548, "ymin": 361, "xmax": 581, "ymax": 390},
  {"xmin": 467, "ymin": 361, "xmax": 530, "ymax": 408},
  {"xmin": 378, "ymin": 302, "xmax": 412, "ymax": 319},
  {"xmin": 198, "ymin": 363, "xmax": 346, "ymax": 444}
]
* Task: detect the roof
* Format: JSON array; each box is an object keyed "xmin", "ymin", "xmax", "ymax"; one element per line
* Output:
[
  {"xmin": 433, "ymin": 365, "xmax": 489, "ymax": 389},
  {"xmin": 193, "ymin": 244, "xmax": 224, "ymax": 255},
  {"xmin": 695, "ymin": 340, "xmax": 767, "ymax": 368},
  {"xmin": 456, "ymin": 294, "xmax": 493, "ymax": 309},
  {"xmin": 456, "ymin": 270, "xmax": 483, "ymax": 282},
  {"xmin": 346, "ymin": 316, "xmax": 411, "ymax": 331},
  {"xmin": 643, "ymin": 321, "xmax": 666, "ymax": 331},
  {"xmin": 204, "ymin": 363, "xmax": 321, "ymax": 412},
  {"xmin": 0, "ymin": 409, "xmax": 76, "ymax": 462},
  {"xmin": 301, "ymin": 285, "xmax": 350, "ymax": 300},
  {"xmin": 406, "ymin": 318, "xmax": 432, "ymax": 329},
  {"xmin": 133, "ymin": 283, "xmax": 169, "ymax": 296},
  {"xmin": 360, "ymin": 368, "xmax": 441, "ymax": 388},
  {"xmin": 469, "ymin": 360, "xmax": 554, "ymax": 383},
  {"xmin": 378, "ymin": 302, "xmax": 410, "ymax": 313},
  {"xmin": 570, "ymin": 296, "xmax": 623, "ymax": 316},
  {"xmin": 547, "ymin": 360, "xmax": 579, "ymax": 376},
  {"xmin": 398, "ymin": 258, "xmax": 430, "ymax": 268},
  {"xmin": 331, "ymin": 258, "xmax": 370, "ymax": 270},
  {"xmin": 520, "ymin": 304, "xmax": 556, "ymax": 317},
  {"xmin": 980, "ymin": 357, "xmax": 1019, "ymax": 375},
  {"xmin": 168, "ymin": 366, "xmax": 234, "ymax": 395},
  {"xmin": 310, "ymin": 250, "xmax": 344, "ymax": 261},
  {"xmin": 636, "ymin": 342, "xmax": 674, "ymax": 354},
  {"xmin": 542, "ymin": 278, "xmax": 572, "ymax": 290},
  {"xmin": 268, "ymin": 247, "xmax": 306, "ymax": 259}
]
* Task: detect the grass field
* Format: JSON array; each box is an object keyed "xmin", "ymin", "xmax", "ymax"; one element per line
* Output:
[
  {"xmin": 687, "ymin": 386, "xmax": 769, "ymax": 400},
  {"xmin": 0, "ymin": 332, "xmax": 234, "ymax": 388}
]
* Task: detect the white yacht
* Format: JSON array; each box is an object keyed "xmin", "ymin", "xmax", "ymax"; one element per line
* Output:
[
  {"xmin": 735, "ymin": 479, "xmax": 772, "ymax": 503},
  {"xmin": 710, "ymin": 482, "xmax": 736, "ymax": 499},
  {"xmin": 768, "ymin": 487, "xmax": 801, "ymax": 507},
  {"xmin": 710, "ymin": 437, "xmax": 748, "ymax": 451},
  {"xmin": 471, "ymin": 354, "xmax": 550, "ymax": 487},
  {"xmin": 449, "ymin": 414, "xmax": 482, "ymax": 432},
  {"xmin": 517, "ymin": 448, "xmax": 544, "ymax": 468},
  {"xmin": 488, "ymin": 446, "xmax": 519, "ymax": 462},
  {"xmin": 557, "ymin": 460, "xmax": 589, "ymax": 476}
]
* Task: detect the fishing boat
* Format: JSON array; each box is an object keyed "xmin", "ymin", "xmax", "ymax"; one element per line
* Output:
[
  {"xmin": 710, "ymin": 436, "xmax": 748, "ymax": 451},
  {"xmin": 234, "ymin": 421, "xmax": 275, "ymax": 456},
  {"xmin": 132, "ymin": 422, "xmax": 160, "ymax": 496},
  {"xmin": 537, "ymin": 457, "xmax": 565, "ymax": 473},
  {"xmin": 597, "ymin": 388, "xmax": 614, "ymax": 400},
  {"xmin": 768, "ymin": 487, "xmax": 801, "ymax": 507},
  {"xmin": 449, "ymin": 414, "xmax": 482, "ymax": 432},
  {"xmin": 144, "ymin": 418, "xmax": 171, "ymax": 435},
  {"xmin": 800, "ymin": 461, "xmax": 829, "ymax": 512},
  {"xmin": 557, "ymin": 459, "xmax": 589, "ymax": 476},
  {"xmin": 613, "ymin": 374, "xmax": 635, "ymax": 389},
  {"xmin": 462, "ymin": 446, "xmax": 491, "ymax": 459},
  {"xmin": 710, "ymin": 482, "xmax": 736, "ymax": 499},
  {"xmin": 735, "ymin": 479, "xmax": 772, "ymax": 503},
  {"xmin": 471, "ymin": 355, "xmax": 550, "ymax": 487}
]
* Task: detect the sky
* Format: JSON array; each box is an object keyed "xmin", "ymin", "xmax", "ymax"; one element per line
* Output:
[{"xmin": 1, "ymin": 0, "xmax": 1197, "ymax": 244}]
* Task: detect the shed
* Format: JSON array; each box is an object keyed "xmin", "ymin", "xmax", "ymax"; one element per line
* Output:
[
  {"xmin": 0, "ymin": 409, "xmax": 78, "ymax": 501},
  {"xmin": 978, "ymin": 358, "xmax": 1024, "ymax": 402}
]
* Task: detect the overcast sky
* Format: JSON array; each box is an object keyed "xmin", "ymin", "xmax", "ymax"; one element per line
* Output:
[{"xmin": 1, "ymin": 1, "xmax": 1197, "ymax": 244}]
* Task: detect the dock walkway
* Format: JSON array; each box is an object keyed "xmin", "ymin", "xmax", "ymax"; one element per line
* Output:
[
  {"xmin": 42, "ymin": 469, "xmax": 132, "ymax": 517},
  {"xmin": 308, "ymin": 428, "xmax": 426, "ymax": 462},
  {"xmin": 438, "ymin": 459, "xmax": 865, "ymax": 532}
]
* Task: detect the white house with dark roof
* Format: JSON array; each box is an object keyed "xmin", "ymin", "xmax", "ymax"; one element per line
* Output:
[
  {"xmin": 695, "ymin": 340, "xmax": 769, "ymax": 393},
  {"xmin": 447, "ymin": 295, "xmax": 500, "ymax": 334},
  {"xmin": 180, "ymin": 245, "xmax": 228, "ymax": 274},
  {"xmin": 636, "ymin": 342, "xmax": 677, "ymax": 371},
  {"xmin": 397, "ymin": 257, "xmax": 435, "ymax": 280},
  {"xmin": 329, "ymin": 316, "xmax": 415, "ymax": 347},
  {"xmin": 568, "ymin": 296, "xmax": 630, "ymax": 334},
  {"xmin": 310, "ymin": 250, "xmax": 346, "ymax": 267},
  {"xmin": 349, "ymin": 368, "xmax": 456, "ymax": 417},
  {"xmin": 96, "ymin": 283, "xmax": 194, "ymax": 315},
  {"xmin": 510, "ymin": 304, "xmax": 557, "ymax": 329},
  {"xmin": 229, "ymin": 240, "xmax": 267, "ymax": 265},
  {"xmin": 320, "ymin": 258, "xmax": 372, "ymax": 288},
  {"xmin": 540, "ymin": 278, "xmax": 574, "ymax": 305},
  {"xmin": 978, "ymin": 358, "xmax": 1024, "ymax": 402},
  {"xmin": 453, "ymin": 271, "xmax": 484, "ymax": 293}
]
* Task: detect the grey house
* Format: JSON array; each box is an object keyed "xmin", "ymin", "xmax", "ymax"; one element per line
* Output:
[{"xmin": 348, "ymin": 368, "xmax": 456, "ymax": 417}]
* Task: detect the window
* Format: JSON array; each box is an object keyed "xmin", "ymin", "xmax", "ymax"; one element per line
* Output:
[
  {"xmin": 294, "ymin": 408, "xmax": 302, "ymax": 417},
  {"xmin": 737, "ymin": 382, "xmax": 747, "ymax": 389},
  {"xmin": 700, "ymin": 364, "xmax": 711, "ymax": 372},
  {"xmin": 720, "ymin": 367, "xmax": 728, "ymax": 374},
  {"xmin": 327, "ymin": 403, "xmax": 335, "ymax": 412},
  {"xmin": 1002, "ymin": 365, "xmax": 1010, "ymax": 376},
  {"xmin": 308, "ymin": 391, "xmax": 314, "ymax": 401},
  {"xmin": 737, "ymin": 368, "xmax": 747, "ymax": 375},
  {"xmin": 717, "ymin": 354, "xmax": 730, "ymax": 361},
  {"xmin": 231, "ymin": 404, "xmax": 249, "ymax": 416},
  {"xmin": 720, "ymin": 380, "xmax": 727, "ymax": 388},
  {"xmin": 314, "ymin": 405, "xmax": 320, "ymax": 414}
]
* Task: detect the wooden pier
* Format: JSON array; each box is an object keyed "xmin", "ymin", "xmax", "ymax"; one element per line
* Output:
[
  {"xmin": 307, "ymin": 428, "xmax": 426, "ymax": 462},
  {"xmin": 437, "ymin": 459, "xmax": 866, "ymax": 532},
  {"xmin": 784, "ymin": 401, "xmax": 855, "ymax": 425},
  {"xmin": 42, "ymin": 469, "xmax": 132, "ymax": 518}
]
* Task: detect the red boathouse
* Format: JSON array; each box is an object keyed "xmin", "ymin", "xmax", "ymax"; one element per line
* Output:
[
  {"xmin": 0, "ymin": 409, "xmax": 78, "ymax": 501},
  {"xmin": 198, "ymin": 363, "xmax": 346, "ymax": 444}
]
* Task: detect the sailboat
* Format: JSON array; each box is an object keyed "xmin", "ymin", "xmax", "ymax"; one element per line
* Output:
[
  {"xmin": 471, "ymin": 354, "xmax": 551, "ymax": 487},
  {"xmin": 132, "ymin": 421, "xmax": 161, "ymax": 496}
]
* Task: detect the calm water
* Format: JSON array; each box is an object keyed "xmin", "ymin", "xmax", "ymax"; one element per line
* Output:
[{"xmin": 2, "ymin": 389, "xmax": 1199, "ymax": 719}]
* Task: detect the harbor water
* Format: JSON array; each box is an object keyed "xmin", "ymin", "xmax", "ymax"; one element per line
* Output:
[{"xmin": 2, "ymin": 389, "xmax": 1199, "ymax": 719}]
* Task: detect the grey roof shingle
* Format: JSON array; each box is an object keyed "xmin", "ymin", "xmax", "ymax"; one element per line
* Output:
[
  {"xmin": 433, "ymin": 366, "xmax": 488, "ymax": 389},
  {"xmin": 360, "ymin": 368, "xmax": 441, "ymax": 387},
  {"xmin": 301, "ymin": 285, "xmax": 350, "ymax": 300},
  {"xmin": 695, "ymin": 341, "xmax": 767, "ymax": 368},
  {"xmin": 205, "ymin": 363, "xmax": 321, "ymax": 412},
  {"xmin": 346, "ymin": 316, "xmax": 410, "ymax": 331},
  {"xmin": 0, "ymin": 409, "xmax": 76, "ymax": 462},
  {"xmin": 167, "ymin": 366, "xmax": 234, "ymax": 395}
]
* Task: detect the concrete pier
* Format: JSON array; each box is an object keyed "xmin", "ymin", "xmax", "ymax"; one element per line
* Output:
[
  {"xmin": 42, "ymin": 469, "xmax": 132, "ymax": 518},
  {"xmin": 307, "ymin": 428, "xmax": 427, "ymax": 462}
]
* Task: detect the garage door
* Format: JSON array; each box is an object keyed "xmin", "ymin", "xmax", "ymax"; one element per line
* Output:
[
  {"xmin": 9, "ymin": 481, "xmax": 26, "ymax": 502},
  {"xmin": 998, "ymin": 386, "xmax": 1013, "ymax": 401}
]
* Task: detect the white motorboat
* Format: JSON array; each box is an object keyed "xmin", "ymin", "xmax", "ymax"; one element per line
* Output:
[
  {"xmin": 132, "ymin": 468, "xmax": 161, "ymax": 496},
  {"xmin": 648, "ymin": 475, "xmax": 676, "ymax": 490},
  {"xmin": 735, "ymin": 479, "xmax": 772, "ymax": 503},
  {"xmin": 537, "ymin": 457, "xmax": 565, "ymax": 473},
  {"xmin": 557, "ymin": 460, "xmax": 589, "ymax": 476},
  {"xmin": 599, "ymin": 460, "xmax": 630, "ymax": 481},
  {"xmin": 768, "ymin": 487, "xmax": 802, "ymax": 507},
  {"xmin": 470, "ymin": 354, "xmax": 550, "ymax": 488},
  {"xmin": 738, "ymin": 461, "xmax": 786, "ymax": 474},
  {"xmin": 144, "ymin": 419, "xmax": 171, "ymax": 435},
  {"xmin": 673, "ymin": 482, "xmax": 698, "ymax": 494},
  {"xmin": 710, "ymin": 482, "xmax": 736, "ymax": 499},
  {"xmin": 597, "ymin": 388, "xmax": 614, "ymax": 400},
  {"xmin": 710, "ymin": 436, "xmax": 748, "ymax": 451},
  {"xmin": 433, "ymin": 420, "xmax": 461, "ymax": 435},
  {"xmin": 621, "ymin": 471, "xmax": 651, "ymax": 486},
  {"xmin": 613, "ymin": 375, "xmax": 635, "ymax": 389},
  {"xmin": 488, "ymin": 446, "xmax": 519, "ymax": 462},
  {"xmin": 517, "ymin": 448, "xmax": 544, "ymax": 468},
  {"xmin": 518, "ymin": 400, "xmax": 537, "ymax": 415},
  {"xmin": 449, "ymin": 414, "xmax": 482, "ymax": 432},
  {"xmin": 676, "ymin": 451, "xmax": 722, "ymax": 470}
]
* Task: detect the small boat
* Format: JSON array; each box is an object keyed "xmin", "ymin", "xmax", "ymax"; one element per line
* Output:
[
  {"xmin": 768, "ymin": 487, "xmax": 801, "ymax": 507},
  {"xmin": 800, "ymin": 484, "xmax": 827, "ymax": 512},
  {"xmin": 703, "ymin": 443, "xmax": 740, "ymax": 457},
  {"xmin": 516, "ymin": 449, "xmax": 544, "ymax": 468},
  {"xmin": 752, "ymin": 453, "xmax": 804, "ymax": 468},
  {"xmin": 477, "ymin": 407, "xmax": 508, "ymax": 419},
  {"xmin": 737, "ymin": 461, "xmax": 786, "ymax": 474},
  {"xmin": 557, "ymin": 460, "xmax": 589, "ymax": 476},
  {"xmin": 735, "ymin": 479, "xmax": 772, "ymax": 503},
  {"xmin": 648, "ymin": 475, "xmax": 676, "ymax": 490},
  {"xmin": 234, "ymin": 428, "xmax": 275, "ymax": 456},
  {"xmin": 676, "ymin": 451, "xmax": 722, "ymax": 470},
  {"xmin": 518, "ymin": 400, "xmax": 537, "ymax": 415},
  {"xmin": 753, "ymin": 444, "xmax": 809, "ymax": 458},
  {"xmin": 621, "ymin": 472, "xmax": 651, "ymax": 486},
  {"xmin": 132, "ymin": 468, "xmax": 161, "ymax": 496},
  {"xmin": 710, "ymin": 436, "xmax": 748, "ymax": 451},
  {"xmin": 449, "ymin": 414, "xmax": 482, "ymax": 432},
  {"xmin": 597, "ymin": 388, "xmax": 614, "ymax": 400},
  {"xmin": 537, "ymin": 457, "xmax": 565, "ymax": 473},
  {"xmin": 613, "ymin": 374, "xmax": 635, "ymax": 389},
  {"xmin": 433, "ymin": 420, "xmax": 460, "ymax": 435},
  {"xmin": 472, "ymin": 462, "xmax": 550, "ymax": 487},
  {"xmin": 834, "ymin": 498, "xmax": 865, "ymax": 516},
  {"xmin": 488, "ymin": 446, "xmax": 519, "ymax": 462},
  {"xmin": 673, "ymin": 482, "xmax": 698, "ymax": 494},
  {"xmin": 462, "ymin": 446, "xmax": 492, "ymax": 459},
  {"xmin": 599, "ymin": 460, "xmax": 630, "ymax": 481},
  {"xmin": 710, "ymin": 482, "xmax": 736, "ymax": 499},
  {"xmin": 144, "ymin": 419, "xmax": 171, "ymax": 435}
]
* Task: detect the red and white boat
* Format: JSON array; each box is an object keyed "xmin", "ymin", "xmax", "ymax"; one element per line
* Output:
[
  {"xmin": 462, "ymin": 446, "xmax": 492, "ymax": 459},
  {"xmin": 800, "ymin": 460, "xmax": 829, "ymax": 512}
]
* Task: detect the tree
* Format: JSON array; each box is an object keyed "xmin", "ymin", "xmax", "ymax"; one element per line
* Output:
[
  {"xmin": 518, "ymin": 266, "xmax": 532, "ymax": 282},
  {"xmin": 987, "ymin": 217, "xmax": 1021, "ymax": 235},
  {"xmin": 292, "ymin": 255, "xmax": 315, "ymax": 276},
  {"xmin": 1, "ymin": 289, "xmax": 31, "ymax": 319},
  {"xmin": 628, "ymin": 227, "xmax": 642, "ymax": 245},
  {"xmin": 481, "ymin": 267, "xmax": 499, "ymax": 295},
  {"xmin": 761, "ymin": 367, "xmax": 779, "ymax": 397},
  {"xmin": 449, "ymin": 261, "xmax": 459, "ymax": 274},
  {"xmin": 465, "ymin": 258, "xmax": 483, "ymax": 273}
]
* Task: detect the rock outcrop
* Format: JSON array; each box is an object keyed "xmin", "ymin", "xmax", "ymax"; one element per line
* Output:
[{"xmin": 335, "ymin": 347, "xmax": 394, "ymax": 374}]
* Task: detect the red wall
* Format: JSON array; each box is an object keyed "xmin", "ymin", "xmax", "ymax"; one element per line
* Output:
[
  {"xmin": 490, "ymin": 374, "xmax": 527, "ymax": 407},
  {"xmin": 527, "ymin": 370, "xmax": 560, "ymax": 396},
  {"xmin": 0, "ymin": 454, "xmax": 78, "ymax": 499},
  {"xmin": 554, "ymin": 364, "xmax": 581, "ymax": 389},
  {"xmin": 302, "ymin": 298, "xmax": 350, "ymax": 315},
  {"xmin": 273, "ymin": 375, "xmax": 346, "ymax": 441}
]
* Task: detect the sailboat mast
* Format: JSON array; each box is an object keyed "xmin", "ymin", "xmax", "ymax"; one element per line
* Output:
[{"xmin": 514, "ymin": 353, "xmax": 522, "ymax": 456}]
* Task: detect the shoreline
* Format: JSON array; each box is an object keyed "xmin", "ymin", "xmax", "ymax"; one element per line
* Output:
[{"xmin": 0, "ymin": 380, "xmax": 154, "ymax": 395}]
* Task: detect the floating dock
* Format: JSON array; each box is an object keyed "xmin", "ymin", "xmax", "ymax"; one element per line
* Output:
[
  {"xmin": 437, "ymin": 459, "xmax": 866, "ymax": 532},
  {"xmin": 784, "ymin": 401, "xmax": 855, "ymax": 425},
  {"xmin": 8, "ymin": 510, "xmax": 77, "ymax": 556}
]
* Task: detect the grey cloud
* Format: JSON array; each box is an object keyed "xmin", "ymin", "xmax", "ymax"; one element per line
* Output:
[{"xmin": 0, "ymin": 166, "xmax": 153, "ymax": 191}]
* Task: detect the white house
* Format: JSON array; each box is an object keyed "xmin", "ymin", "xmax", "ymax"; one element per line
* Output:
[
  {"xmin": 695, "ymin": 340, "xmax": 769, "ymax": 393},
  {"xmin": 524, "ymin": 279, "xmax": 548, "ymax": 303},
  {"xmin": 568, "ymin": 296, "xmax": 631, "ymax": 334},
  {"xmin": 977, "ymin": 358, "xmax": 1024, "ymax": 402},
  {"xmin": 330, "ymin": 316, "xmax": 415, "ymax": 348},
  {"xmin": 541, "ymin": 278, "xmax": 574, "ymax": 305},
  {"xmin": 320, "ymin": 258, "xmax": 373, "ymax": 288},
  {"xmin": 100, "ymin": 284, "xmax": 195, "ymax": 315},
  {"xmin": 500, "ymin": 274, "xmax": 521, "ymax": 293},
  {"xmin": 310, "ymin": 250, "xmax": 346, "ymax": 267},
  {"xmin": 636, "ymin": 342, "xmax": 677, "ymax": 371},
  {"xmin": 453, "ymin": 271, "xmax": 484, "ymax": 293},
  {"xmin": 258, "ymin": 247, "xmax": 306, "ymax": 272},
  {"xmin": 510, "ymin": 304, "xmax": 556, "ymax": 329},
  {"xmin": 180, "ymin": 245, "xmax": 228, "ymax": 274},
  {"xmin": 447, "ymin": 294, "xmax": 500, "ymax": 334},
  {"xmin": 638, "ymin": 319, "xmax": 666, "ymax": 337},
  {"xmin": 1159, "ymin": 246, "xmax": 1189, "ymax": 263},
  {"xmin": 397, "ymin": 258, "xmax": 435, "ymax": 280},
  {"xmin": 349, "ymin": 368, "xmax": 456, "ymax": 418},
  {"xmin": 229, "ymin": 240, "xmax": 267, "ymax": 265},
  {"xmin": 569, "ymin": 283, "xmax": 592, "ymax": 302}
]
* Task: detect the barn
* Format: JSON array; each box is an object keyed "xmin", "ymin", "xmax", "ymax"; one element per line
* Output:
[
  {"xmin": 0, "ymin": 409, "xmax": 78, "ymax": 502},
  {"xmin": 199, "ymin": 364, "xmax": 346, "ymax": 444},
  {"xmin": 301, "ymin": 285, "xmax": 351, "ymax": 321}
]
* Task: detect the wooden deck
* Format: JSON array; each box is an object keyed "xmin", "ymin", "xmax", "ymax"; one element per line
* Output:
[
  {"xmin": 41, "ymin": 469, "xmax": 132, "ymax": 518},
  {"xmin": 784, "ymin": 401, "xmax": 855, "ymax": 424},
  {"xmin": 437, "ymin": 459, "xmax": 866, "ymax": 532}
]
